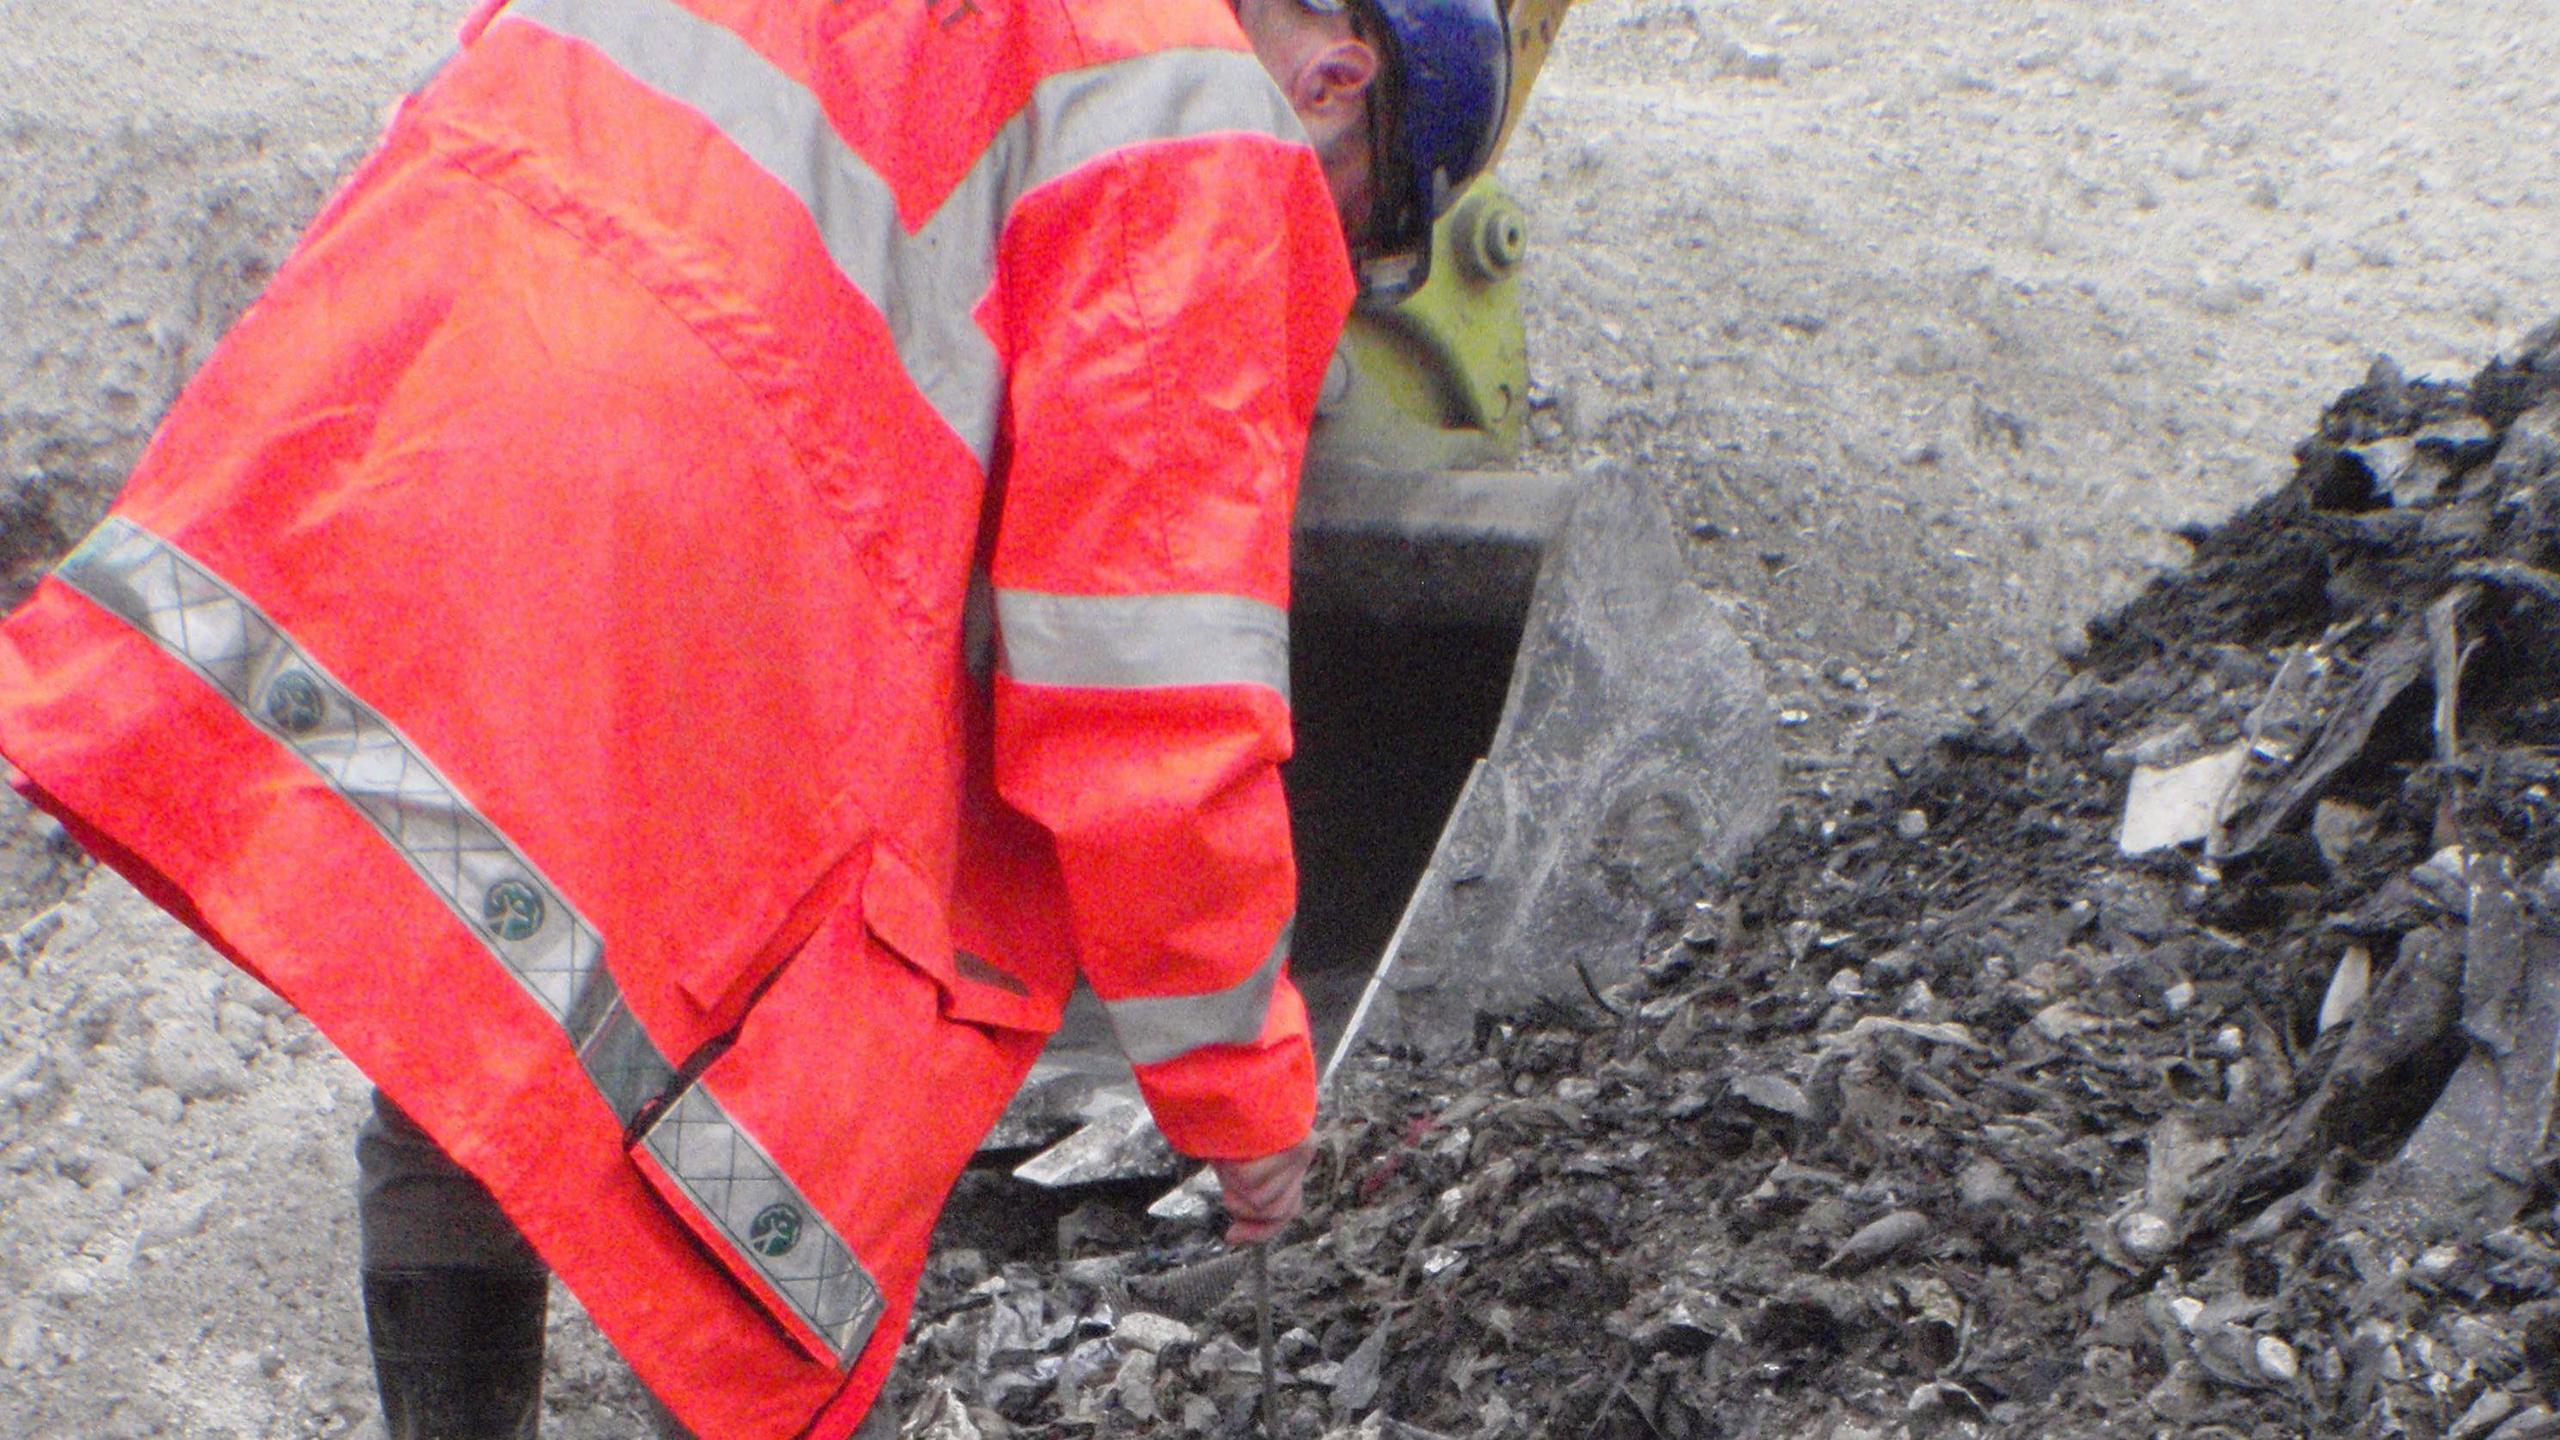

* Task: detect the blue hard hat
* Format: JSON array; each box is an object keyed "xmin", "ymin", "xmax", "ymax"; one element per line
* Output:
[{"xmin": 1305, "ymin": 0, "xmax": 1510, "ymax": 255}]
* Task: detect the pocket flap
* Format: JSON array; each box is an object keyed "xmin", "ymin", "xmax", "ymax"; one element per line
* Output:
[
  {"xmin": 862, "ymin": 847, "xmax": 1061, "ymax": 1034},
  {"xmin": 671, "ymin": 793, "xmax": 872, "ymax": 1027},
  {"xmin": 858, "ymin": 842, "xmax": 956, "ymax": 994},
  {"xmin": 946, "ymin": 946, "xmax": 1063, "ymax": 1034}
]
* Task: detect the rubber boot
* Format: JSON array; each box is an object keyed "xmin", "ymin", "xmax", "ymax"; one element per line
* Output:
[{"xmin": 363, "ymin": 1266, "xmax": 549, "ymax": 1440}]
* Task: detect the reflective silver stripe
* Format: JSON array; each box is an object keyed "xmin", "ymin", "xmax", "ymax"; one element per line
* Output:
[
  {"xmin": 503, "ymin": 0, "xmax": 1298, "ymax": 469},
  {"xmin": 639, "ymin": 1087, "xmax": 886, "ymax": 1356},
  {"xmin": 56, "ymin": 517, "xmax": 882, "ymax": 1363},
  {"xmin": 576, "ymin": 997, "xmax": 680, "ymax": 1128},
  {"xmin": 57, "ymin": 519, "xmax": 619, "ymax": 1054},
  {"xmin": 1104, "ymin": 922, "xmax": 1293, "ymax": 1067},
  {"xmin": 996, "ymin": 590, "xmax": 1290, "ymax": 701},
  {"xmin": 60, "ymin": 523, "xmax": 682, "ymax": 1126}
]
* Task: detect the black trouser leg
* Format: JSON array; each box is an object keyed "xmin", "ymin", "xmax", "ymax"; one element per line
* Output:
[
  {"xmin": 353, "ymin": 1092, "xmax": 898, "ymax": 1438},
  {"xmin": 362, "ymin": 1266, "xmax": 549, "ymax": 1440},
  {"xmin": 356, "ymin": 1092, "xmax": 548, "ymax": 1440}
]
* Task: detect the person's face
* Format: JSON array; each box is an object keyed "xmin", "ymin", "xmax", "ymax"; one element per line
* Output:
[{"xmin": 1233, "ymin": 0, "xmax": 1381, "ymax": 247}]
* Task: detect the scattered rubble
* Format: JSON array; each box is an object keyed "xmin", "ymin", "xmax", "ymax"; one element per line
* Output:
[{"xmin": 896, "ymin": 327, "xmax": 2560, "ymax": 1437}]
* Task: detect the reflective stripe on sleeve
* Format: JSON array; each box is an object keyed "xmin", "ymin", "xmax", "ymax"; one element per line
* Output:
[
  {"xmin": 54, "ymin": 516, "xmax": 885, "ymax": 1366},
  {"xmin": 1103, "ymin": 922, "xmax": 1293, "ymax": 1067},
  {"xmin": 995, "ymin": 590, "xmax": 1289, "ymax": 701},
  {"xmin": 501, "ymin": 0, "xmax": 1298, "ymax": 470}
]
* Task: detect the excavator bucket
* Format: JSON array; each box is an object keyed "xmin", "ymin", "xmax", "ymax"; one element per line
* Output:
[
  {"xmin": 988, "ymin": 0, "xmax": 1782, "ymax": 1190},
  {"xmin": 1319, "ymin": 465, "xmax": 1779, "ymax": 1049}
]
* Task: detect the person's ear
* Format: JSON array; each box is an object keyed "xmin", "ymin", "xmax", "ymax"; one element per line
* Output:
[{"xmin": 1290, "ymin": 37, "xmax": 1378, "ymax": 133}]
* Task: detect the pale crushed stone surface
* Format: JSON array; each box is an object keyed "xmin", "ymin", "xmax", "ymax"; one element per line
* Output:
[{"xmin": 2, "ymin": 1, "xmax": 2559, "ymax": 1435}]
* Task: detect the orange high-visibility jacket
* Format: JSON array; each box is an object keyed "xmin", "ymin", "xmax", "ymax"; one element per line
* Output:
[{"xmin": 0, "ymin": 0, "xmax": 1350, "ymax": 1432}]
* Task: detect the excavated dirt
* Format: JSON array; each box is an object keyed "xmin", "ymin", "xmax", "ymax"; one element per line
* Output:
[
  {"xmin": 898, "ymin": 333, "xmax": 2560, "ymax": 1438},
  {"xmin": 6, "ymin": 1, "xmax": 2560, "ymax": 1437}
]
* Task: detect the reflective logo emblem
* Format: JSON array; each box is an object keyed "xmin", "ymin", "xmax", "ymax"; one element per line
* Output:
[
  {"xmin": 750, "ymin": 1203, "xmax": 803, "ymax": 1258},
  {"xmin": 264, "ymin": 673, "xmax": 326, "ymax": 735},
  {"xmin": 482, "ymin": 879, "xmax": 546, "ymax": 942}
]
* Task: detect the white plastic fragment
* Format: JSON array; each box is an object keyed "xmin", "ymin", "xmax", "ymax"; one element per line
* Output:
[
  {"xmin": 2319, "ymin": 944, "xmax": 2372, "ymax": 1034},
  {"xmin": 1824, "ymin": 1210, "xmax": 1932, "ymax": 1271},
  {"xmin": 2034, "ymin": 1003, "xmax": 2104, "ymax": 1042},
  {"xmin": 2253, "ymin": 1335, "xmax": 2299, "ymax": 1384},
  {"xmin": 2411, "ymin": 1243, "xmax": 2466, "ymax": 1285},
  {"xmin": 2451, "ymin": 1389, "xmax": 2519, "ymax": 1440},
  {"xmin": 1823, "ymin": 1017, "xmax": 1983, "ymax": 1054},
  {"xmin": 2344, "ymin": 434, "xmax": 2450, "ymax": 507},
  {"xmin": 1731, "ymin": 1073, "xmax": 1811, "ymax": 1119},
  {"xmin": 2113, "ymin": 1210, "xmax": 2174, "ymax": 1264},
  {"xmin": 906, "ymin": 1385, "xmax": 985, "ymax": 1440},
  {"xmin": 2112, "ymin": 720, "xmax": 2202, "ymax": 772},
  {"xmin": 1333, "ymin": 1327, "xmax": 1387, "ymax": 1413},
  {"xmin": 2416, "ymin": 845, "xmax": 2475, "ymax": 895},
  {"xmin": 1112, "ymin": 1350, "xmax": 1160, "ymax": 1422},
  {"xmin": 2117, "ymin": 745, "xmax": 2250, "ymax": 855},
  {"xmin": 1112, "ymin": 1312, "xmax": 1195, "ymax": 1355}
]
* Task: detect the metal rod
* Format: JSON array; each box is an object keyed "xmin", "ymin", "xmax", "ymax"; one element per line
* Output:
[
  {"xmin": 1253, "ymin": 1244, "xmax": 1279, "ymax": 1439},
  {"xmin": 1151, "ymin": 759, "xmax": 1492, "ymax": 1225}
]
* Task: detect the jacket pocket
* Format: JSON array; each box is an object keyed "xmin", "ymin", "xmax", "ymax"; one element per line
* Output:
[{"xmin": 856, "ymin": 841, "xmax": 953, "ymax": 994}]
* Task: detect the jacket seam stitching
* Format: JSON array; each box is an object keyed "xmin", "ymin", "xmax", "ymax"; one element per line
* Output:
[
  {"xmin": 1100, "ymin": 155, "xmax": 1183, "ymax": 575},
  {"xmin": 1036, "ymin": 0, "xmax": 1177, "ymax": 573},
  {"xmin": 430, "ymin": 121, "xmax": 943, "ymax": 657}
]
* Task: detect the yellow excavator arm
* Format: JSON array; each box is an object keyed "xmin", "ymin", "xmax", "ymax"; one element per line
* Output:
[{"xmin": 1311, "ymin": 0, "xmax": 1577, "ymax": 473}]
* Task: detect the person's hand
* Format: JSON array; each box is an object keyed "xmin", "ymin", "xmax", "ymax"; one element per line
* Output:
[{"xmin": 1211, "ymin": 1135, "xmax": 1316, "ymax": 1246}]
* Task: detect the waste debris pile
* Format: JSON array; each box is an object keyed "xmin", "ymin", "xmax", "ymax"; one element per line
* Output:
[{"xmin": 891, "ymin": 326, "xmax": 2560, "ymax": 1440}]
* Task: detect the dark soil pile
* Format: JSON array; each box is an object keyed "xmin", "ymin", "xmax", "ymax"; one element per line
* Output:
[{"xmin": 895, "ymin": 330, "xmax": 2560, "ymax": 1440}]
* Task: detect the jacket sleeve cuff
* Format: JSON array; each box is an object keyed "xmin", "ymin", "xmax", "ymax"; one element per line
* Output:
[{"xmin": 1132, "ymin": 982, "xmax": 1317, "ymax": 1160}]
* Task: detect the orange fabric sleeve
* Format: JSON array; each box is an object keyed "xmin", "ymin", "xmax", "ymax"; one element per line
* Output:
[{"xmin": 986, "ymin": 129, "xmax": 1352, "ymax": 1158}]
